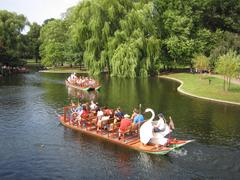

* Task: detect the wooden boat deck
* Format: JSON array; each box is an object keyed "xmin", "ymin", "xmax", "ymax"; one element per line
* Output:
[
  {"xmin": 58, "ymin": 106, "xmax": 193, "ymax": 155},
  {"xmin": 59, "ymin": 116, "xmax": 178, "ymax": 155}
]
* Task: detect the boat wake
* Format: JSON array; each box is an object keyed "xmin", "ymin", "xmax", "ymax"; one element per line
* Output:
[{"xmin": 170, "ymin": 148, "xmax": 188, "ymax": 157}]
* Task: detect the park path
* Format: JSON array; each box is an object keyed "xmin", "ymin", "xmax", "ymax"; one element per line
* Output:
[{"xmin": 210, "ymin": 74, "xmax": 240, "ymax": 85}]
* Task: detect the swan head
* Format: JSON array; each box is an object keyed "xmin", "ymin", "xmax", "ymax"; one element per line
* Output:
[
  {"xmin": 144, "ymin": 108, "xmax": 155, "ymax": 121},
  {"xmin": 144, "ymin": 108, "xmax": 154, "ymax": 113}
]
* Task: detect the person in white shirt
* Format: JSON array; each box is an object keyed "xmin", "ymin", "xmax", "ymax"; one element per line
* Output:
[{"xmin": 90, "ymin": 100, "xmax": 97, "ymax": 111}]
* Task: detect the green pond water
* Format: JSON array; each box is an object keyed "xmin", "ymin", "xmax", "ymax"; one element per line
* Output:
[{"xmin": 0, "ymin": 72, "xmax": 239, "ymax": 179}]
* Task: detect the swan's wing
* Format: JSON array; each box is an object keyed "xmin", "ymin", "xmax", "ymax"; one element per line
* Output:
[{"xmin": 140, "ymin": 120, "xmax": 153, "ymax": 144}]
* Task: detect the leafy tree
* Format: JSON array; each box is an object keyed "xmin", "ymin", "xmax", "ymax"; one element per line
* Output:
[
  {"xmin": 39, "ymin": 19, "xmax": 68, "ymax": 66},
  {"xmin": 109, "ymin": 2, "xmax": 161, "ymax": 77},
  {"xmin": 153, "ymin": 0, "xmax": 227, "ymax": 69},
  {"xmin": 0, "ymin": 10, "xmax": 28, "ymax": 64},
  {"xmin": 192, "ymin": 54, "xmax": 210, "ymax": 73},
  {"xmin": 42, "ymin": 18, "xmax": 56, "ymax": 26},
  {"xmin": 210, "ymin": 31, "xmax": 240, "ymax": 68},
  {"xmin": 68, "ymin": 0, "xmax": 135, "ymax": 75},
  {"xmin": 14, "ymin": 0, "xmax": 239, "ymax": 78},
  {"xmin": 26, "ymin": 23, "xmax": 41, "ymax": 63},
  {"xmin": 215, "ymin": 50, "xmax": 240, "ymax": 91},
  {"xmin": 203, "ymin": 0, "xmax": 240, "ymax": 33},
  {"xmin": 153, "ymin": 0, "xmax": 202, "ymax": 67}
]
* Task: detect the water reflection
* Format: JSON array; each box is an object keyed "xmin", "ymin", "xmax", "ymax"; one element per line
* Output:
[{"xmin": 67, "ymin": 86, "xmax": 99, "ymax": 101}]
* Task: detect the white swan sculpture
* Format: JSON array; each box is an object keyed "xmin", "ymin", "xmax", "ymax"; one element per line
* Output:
[{"xmin": 139, "ymin": 108, "xmax": 155, "ymax": 145}]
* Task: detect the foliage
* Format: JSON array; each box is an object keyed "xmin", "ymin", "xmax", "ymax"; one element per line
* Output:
[
  {"xmin": 109, "ymin": 2, "xmax": 161, "ymax": 77},
  {"xmin": 153, "ymin": 0, "xmax": 220, "ymax": 68},
  {"xmin": 39, "ymin": 20, "xmax": 68, "ymax": 66},
  {"xmin": 210, "ymin": 31, "xmax": 240, "ymax": 68},
  {"xmin": 215, "ymin": 50, "xmax": 240, "ymax": 91},
  {"xmin": 0, "ymin": 10, "xmax": 28, "ymax": 64},
  {"xmin": 202, "ymin": 0, "xmax": 240, "ymax": 33},
  {"xmin": 192, "ymin": 54, "xmax": 210, "ymax": 73},
  {"xmin": 26, "ymin": 23, "xmax": 41, "ymax": 62},
  {"xmin": 67, "ymin": 0, "xmax": 135, "ymax": 75},
  {"xmin": 2, "ymin": 0, "xmax": 240, "ymax": 77}
]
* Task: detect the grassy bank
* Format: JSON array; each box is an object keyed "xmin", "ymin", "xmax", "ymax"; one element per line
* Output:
[
  {"xmin": 160, "ymin": 73, "xmax": 240, "ymax": 104},
  {"xmin": 39, "ymin": 66, "xmax": 88, "ymax": 74}
]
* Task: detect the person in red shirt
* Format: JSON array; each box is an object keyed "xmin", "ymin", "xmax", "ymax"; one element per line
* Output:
[
  {"xmin": 103, "ymin": 106, "xmax": 113, "ymax": 117},
  {"xmin": 79, "ymin": 105, "xmax": 89, "ymax": 127},
  {"xmin": 118, "ymin": 114, "xmax": 132, "ymax": 140}
]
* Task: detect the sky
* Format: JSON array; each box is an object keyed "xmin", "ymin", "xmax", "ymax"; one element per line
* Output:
[{"xmin": 0, "ymin": 0, "xmax": 80, "ymax": 24}]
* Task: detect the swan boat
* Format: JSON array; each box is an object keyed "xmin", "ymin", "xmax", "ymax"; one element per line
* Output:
[
  {"xmin": 58, "ymin": 106, "xmax": 194, "ymax": 155},
  {"xmin": 65, "ymin": 80, "xmax": 101, "ymax": 91}
]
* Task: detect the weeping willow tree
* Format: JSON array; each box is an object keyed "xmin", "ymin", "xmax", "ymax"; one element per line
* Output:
[
  {"xmin": 68, "ymin": 0, "xmax": 134, "ymax": 75},
  {"xmin": 109, "ymin": 2, "xmax": 161, "ymax": 77},
  {"xmin": 68, "ymin": 0, "xmax": 160, "ymax": 77}
]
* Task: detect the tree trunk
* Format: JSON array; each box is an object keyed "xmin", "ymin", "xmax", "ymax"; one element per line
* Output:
[
  {"xmin": 223, "ymin": 76, "xmax": 226, "ymax": 91},
  {"xmin": 228, "ymin": 77, "xmax": 231, "ymax": 90}
]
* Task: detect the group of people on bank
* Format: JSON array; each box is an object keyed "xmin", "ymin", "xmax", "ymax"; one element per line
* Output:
[
  {"xmin": 67, "ymin": 100, "xmax": 175, "ymax": 148},
  {"xmin": 67, "ymin": 73, "xmax": 98, "ymax": 87}
]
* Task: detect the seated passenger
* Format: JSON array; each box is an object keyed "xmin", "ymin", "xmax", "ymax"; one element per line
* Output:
[
  {"xmin": 153, "ymin": 113, "xmax": 173, "ymax": 137},
  {"xmin": 97, "ymin": 107, "xmax": 111, "ymax": 131},
  {"xmin": 103, "ymin": 106, "xmax": 113, "ymax": 117},
  {"xmin": 132, "ymin": 110, "xmax": 144, "ymax": 128},
  {"xmin": 131, "ymin": 108, "xmax": 138, "ymax": 120},
  {"xmin": 75, "ymin": 102, "xmax": 83, "ymax": 113},
  {"xmin": 153, "ymin": 113, "xmax": 165, "ymax": 132},
  {"xmin": 81, "ymin": 105, "xmax": 89, "ymax": 119},
  {"xmin": 90, "ymin": 100, "xmax": 97, "ymax": 111},
  {"xmin": 76, "ymin": 105, "xmax": 89, "ymax": 127},
  {"xmin": 118, "ymin": 114, "xmax": 132, "ymax": 140},
  {"xmin": 114, "ymin": 107, "xmax": 124, "ymax": 120}
]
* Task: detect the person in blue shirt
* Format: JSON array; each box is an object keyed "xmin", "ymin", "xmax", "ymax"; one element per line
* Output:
[
  {"xmin": 132, "ymin": 110, "xmax": 144, "ymax": 129},
  {"xmin": 75, "ymin": 102, "xmax": 83, "ymax": 113},
  {"xmin": 114, "ymin": 107, "xmax": 124, "ymax": 120}
]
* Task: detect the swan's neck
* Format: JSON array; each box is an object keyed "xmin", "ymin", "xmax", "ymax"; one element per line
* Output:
[{"xmin": 149, "ymin": 109, "xmax": 155, "ymax": 121}]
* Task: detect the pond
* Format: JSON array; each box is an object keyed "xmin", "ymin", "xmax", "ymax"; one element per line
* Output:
[{"xmin": 0, "ymin": 72, "xmax": 240, "ymax": 179}]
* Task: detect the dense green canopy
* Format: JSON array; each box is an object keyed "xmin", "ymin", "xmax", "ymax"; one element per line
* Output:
[
  {"xmin": 1, "ymin": 0, "xmax": 240, "ymax": 77},
  {"xmin": 0, "ymin": 10, "xmax": 42, "ymax": 65},
  {"xmin": 43, "ymin": 0, "xmax": 237, "ymax": 77},
  {"xmin": 0, "ymin": 10, "xmax": 27, "ymax": 64}
]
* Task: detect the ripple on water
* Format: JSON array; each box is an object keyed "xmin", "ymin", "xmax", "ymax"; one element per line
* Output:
[{"xmin": 1, "ymin": 73, "xmax": 240, "ymax": 179}]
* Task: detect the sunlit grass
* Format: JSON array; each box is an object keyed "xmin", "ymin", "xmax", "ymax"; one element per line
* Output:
[
  {"xmin": 162, "ymin": 73, "xmax": 240, "ymax": 103},
  {"xmin": 39, "ymin": 66, "xmax": 88, "ymax": 74}
]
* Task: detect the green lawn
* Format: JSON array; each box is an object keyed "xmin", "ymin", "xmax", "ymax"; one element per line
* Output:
[
  {"xmin": 26, "ymin": 59, "xmax": 38, "ymax": 64},
  {"xmin": 161, "ymin": 73, "xmax": 240, "ymax": 104},
  {"xmin": 39, "ymin": 66, "xmax": 88, "ymax": 74}
]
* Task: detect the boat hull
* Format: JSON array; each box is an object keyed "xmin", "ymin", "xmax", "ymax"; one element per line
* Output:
[
  {"xmin": 58, "ymin": 115, "xmax": 193, "ymax": 155},
  {"xmin": 65, "ymin": 80, "xmax": 101, "ymax": 91}
]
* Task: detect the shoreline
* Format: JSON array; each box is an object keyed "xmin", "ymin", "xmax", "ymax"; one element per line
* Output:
[
  {"xmin": 39, "ymin": 70, "xmax": 88, "ymax": 74},
  {"xmin": 39, "ymin": 68, "xmax": 240, "ymax": 106},
  {"xmin": 159, "ymin": 75, "xmax": 240, "ymax": 106}
]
